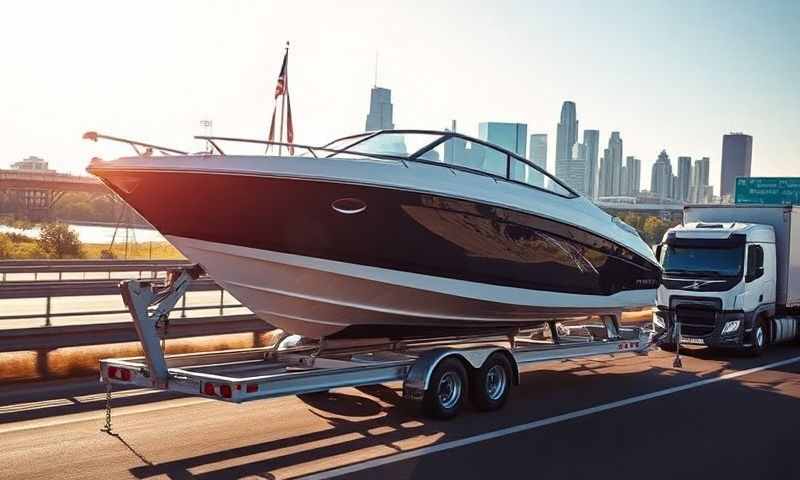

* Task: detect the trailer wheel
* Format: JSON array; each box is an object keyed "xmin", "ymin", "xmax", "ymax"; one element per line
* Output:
[
  {"xmin": 422, "ymin": 358, "xmax": 467, "ymax": 420},
  {"xmin": 470, "ymin": 352, "xmax": 513, "ymax": 412}
]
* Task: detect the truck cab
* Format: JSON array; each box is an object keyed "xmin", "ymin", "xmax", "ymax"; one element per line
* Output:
[{"xmin": 653, "ymin": 221, "xmax": 775, "ymax": 354}]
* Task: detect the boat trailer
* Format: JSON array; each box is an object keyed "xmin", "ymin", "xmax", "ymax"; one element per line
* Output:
[{"xmin": 100, "ymin": 265, "xmax": 662, "ymax": 430}]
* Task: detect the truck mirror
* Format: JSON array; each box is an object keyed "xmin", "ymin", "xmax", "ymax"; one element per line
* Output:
[{"xmin": 654, "ymin": 244, "xmax": 663, "ymax": 261}]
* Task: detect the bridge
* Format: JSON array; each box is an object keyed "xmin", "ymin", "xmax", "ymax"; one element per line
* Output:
[{"xmin": 0, "ymin": 169, "xmax": 112, "ymax": 219}]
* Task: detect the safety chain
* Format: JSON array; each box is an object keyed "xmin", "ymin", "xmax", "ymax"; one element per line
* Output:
[
  {"xmin": 101, "ymin": 381, "xmax": 113, "ymax": 434},
  {"xmin": 159, "ymin": 315, "xmax": 170, "ymax": 354}
]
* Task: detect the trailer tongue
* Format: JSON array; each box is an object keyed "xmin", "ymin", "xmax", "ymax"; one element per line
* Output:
[{"xmin": 100, "ymin": 265, "xmax": 660, "ymax": 429}]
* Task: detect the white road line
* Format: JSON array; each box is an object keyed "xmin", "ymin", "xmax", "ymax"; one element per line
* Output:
[{"xmin": 296, "ymin": 354, "xmax": 800, "ymax": 480}]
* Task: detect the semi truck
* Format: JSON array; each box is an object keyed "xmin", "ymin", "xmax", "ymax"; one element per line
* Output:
[{"xmin": 654, "ymin": 205, "xmax": 800, "ymax": 355}]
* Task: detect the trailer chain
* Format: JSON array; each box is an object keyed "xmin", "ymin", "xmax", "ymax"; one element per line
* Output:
[
  {"xmin": 101, "ymin": 381, "xmax": 113, "ymax": 434},
  {"xmin": 159, "ymin": 315, "xmax": 170, "ymax": 354}
]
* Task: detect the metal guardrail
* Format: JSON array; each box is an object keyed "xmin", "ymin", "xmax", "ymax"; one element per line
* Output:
[
  {"xmin": 0, "ymin": 315, "xmax": 270, "ymax": 352},
  {"xmin": 0, "ymin": 259, "xmax": 245, "ymax": 327}
]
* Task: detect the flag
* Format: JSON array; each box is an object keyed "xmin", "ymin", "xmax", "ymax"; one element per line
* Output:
[{"xmin": 267, "ymin": 46, "xmax": 294, "ymax": 155}]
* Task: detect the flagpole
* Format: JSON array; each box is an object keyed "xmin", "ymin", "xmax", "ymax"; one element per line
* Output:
[{"xmin": 278, "ymin": 42, "xmax": 289, "ymax": 156}]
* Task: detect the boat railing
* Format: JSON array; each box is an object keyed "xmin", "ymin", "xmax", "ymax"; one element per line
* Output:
[{"xmin": 82, "ymin": 130, "xmax": 579, "ymax": 199}]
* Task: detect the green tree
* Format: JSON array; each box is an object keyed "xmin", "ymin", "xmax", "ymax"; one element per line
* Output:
[
  {"xmin": 642, "ymin": 217, "xmax": 670, "ymax": 245},
  {"xmin": 37, "ymin": 223, "xmax": 83, "ymax": 258},
  {"xmin": 0, "ymin": 234, "xmax": 12, "ymax": 259}
]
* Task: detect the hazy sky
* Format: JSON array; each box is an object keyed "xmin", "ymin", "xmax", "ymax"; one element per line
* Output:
[{"xmin": 2, "ymin": 0, "xmax": 798, "ymax": 192}]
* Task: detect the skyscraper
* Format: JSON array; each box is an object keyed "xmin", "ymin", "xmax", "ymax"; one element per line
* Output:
[
  {"xmin": 721, "ymin": 133, "xmax": 753, "ymax": 201},
  {"xmin": 677, "ymin": 156, "xmax": 692, "ymax": 202},
  {"xmin": 689, "ymin": 156, "xmax": 711, "ymax": 203},
  {"xmin": 561, "ymin": 142, "xmax": 587, "ymax": 194},
  {"xmin": 555, "ymin": 101, "xmax": 578, "ymax": 182},
  {"xmin": 583, "ymin": 130, "xmax": 600, "ymax": 200},
  {"xmin": 650, "ymin": 150, "xmax": 674, "ymax": 200},
  {"xmin": 479, "ymin": 122, "xmax": 527, "ymax": 178},
  {"xmin": 598, "ymin": 132, "xmax": 623, "ymax": 196},
  {"xmin": 528, "ymin": 134, "xmax": 547, "ymax": 187},
  {"xmin": 365, "ymin": 87, "xmax": 394, "ymax": 131},
  {"xmin": 624, "ymin": 156, "xmax": 641, "ymax": 196}
]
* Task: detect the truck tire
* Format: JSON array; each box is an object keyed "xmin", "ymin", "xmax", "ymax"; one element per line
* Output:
[
  {"xmin": 422, "ymin": 358, "xmax": 467, "ymax": 420},
  {"xmin": 470, "ymin": 352, "xmax": 513, "ymax": 412},
  {"xmin": 747, "ymin": 317, "xmax": 768, "ymax": 356}
]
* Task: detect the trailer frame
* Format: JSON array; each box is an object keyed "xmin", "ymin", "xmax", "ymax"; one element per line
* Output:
[{"xmin": 100, "ymin": 265, "xmax": 659, "ymax": 428}]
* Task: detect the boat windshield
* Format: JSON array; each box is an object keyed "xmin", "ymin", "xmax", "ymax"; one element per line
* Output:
[
  {"xmin": 326, "ymin": 132, "xmax": 445, "ymax": 159},
  {"xmin": 321, "ymin": 130, "xmax": 577, "ymax": 198}
]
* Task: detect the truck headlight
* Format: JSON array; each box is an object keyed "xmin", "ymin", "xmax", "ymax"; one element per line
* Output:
[
  {"xmin": 652, "ymin": 312, "xmax": 665, "ymax": 329},
  {"xmin": 721, "ymin": 320, "xmax": 741, "ymax": 334}
]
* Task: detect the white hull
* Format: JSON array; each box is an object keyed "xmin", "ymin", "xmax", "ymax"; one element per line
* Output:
[{"xmin": 169, "ymin": 235, "xmax": 657, "ymax": 339}]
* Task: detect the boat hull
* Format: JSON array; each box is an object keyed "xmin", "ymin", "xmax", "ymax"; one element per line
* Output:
[
  {"xmin": 170, "ymin": 235, "xmax": 657, "ymax": 339},
  {"xmin": 89, "ymin": 158, "xmax": 661, "ymax": 339}
]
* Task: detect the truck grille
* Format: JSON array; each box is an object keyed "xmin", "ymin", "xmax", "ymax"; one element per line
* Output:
[{"xmin": 675, "ymin": 304, "xmax": 717, "ymax": 337}]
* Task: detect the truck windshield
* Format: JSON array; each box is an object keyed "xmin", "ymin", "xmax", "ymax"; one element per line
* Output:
[{"xmin": 661, "ymin": 245, "xmax": 744, "ymax": 277}]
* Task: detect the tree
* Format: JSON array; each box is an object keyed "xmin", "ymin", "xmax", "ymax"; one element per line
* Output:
[
  {"xmin": 0, "ymin": 234, "xmax": 12, "ymax": 259},
  {"xmin": 37, "ymin": 223, "xmax": 83, "ymax": 258},
  {"xmin": 642, "ymin": 216, "xmax": 670, "ymax": 245}
]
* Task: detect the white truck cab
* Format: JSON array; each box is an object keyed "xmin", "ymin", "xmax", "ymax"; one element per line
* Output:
[{"xmin": 654, "ymin": 205, "xmax": 800, "ymax": 355}]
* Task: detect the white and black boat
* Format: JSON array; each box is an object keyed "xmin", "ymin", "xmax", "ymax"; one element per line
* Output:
[{"xmin": 86, "ymin": 130, "xmax": 661, "ymax": 339}]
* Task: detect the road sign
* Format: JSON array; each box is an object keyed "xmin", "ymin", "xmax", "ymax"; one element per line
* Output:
[{"xmin": 735, "ymin": 177, "xmax": 800, "ymax": 205}]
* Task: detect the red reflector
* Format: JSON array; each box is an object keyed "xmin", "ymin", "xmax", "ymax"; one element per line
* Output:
[
  {"xmin": 203, "ymin": 383, "xmax": 216, "ymax": 396},
  {"xmin": 107, "ymin": 366, "xmax": 118, "ymax": 379},
  {"xmin": 120, "ymin": 369, "xmax": 132, "ymax": 381},
  {"xmin": 246, "ymin": 384, "xmax": 258, "ymax": 393},
  {"xmin": 219, "ymin": 385, "xmax": 232, "ymax": 398}
]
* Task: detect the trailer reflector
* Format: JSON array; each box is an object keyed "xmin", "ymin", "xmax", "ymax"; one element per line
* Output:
[
  {"xmin": 246, "ymin": 384, "xmax": 258, "ymax": 393},
  {"xmin": 219, "ymin": 385, "xmax": 232, "ymax": 398},
  {"xmin": 203, "ymin": 383, "xmax": 217, "ymax": 396}
]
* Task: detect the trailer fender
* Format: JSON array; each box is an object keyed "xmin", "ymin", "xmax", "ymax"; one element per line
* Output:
[{"xmin": 402, "ymin": 347, "xmax": 519, "ymax": 401}]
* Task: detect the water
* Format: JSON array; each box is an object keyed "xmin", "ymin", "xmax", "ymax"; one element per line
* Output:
[{"xmin": 0, "ymin": 223, "xmax": 165, "ymax": 244}]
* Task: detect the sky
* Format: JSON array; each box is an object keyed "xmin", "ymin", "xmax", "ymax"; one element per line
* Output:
[{"xmin": 1, "ymin": 0, "xmax": 798, "ymax": 192}]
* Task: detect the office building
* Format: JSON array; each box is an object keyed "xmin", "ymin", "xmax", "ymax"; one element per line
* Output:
[
  {"xmin": 479, "ymin": 122, "xmax": 527, "ymax": 178},
  {"xmin": 365, "ymin": 87, "xmax": 394, "ymax": 131},
  {"xmin": 650, "ymin": 150, "xmax": 674, "ymax": 200},
  {"xmin": 624, "ymin": 156, "xmax": 641, "ymax": 196},
  {"xmin": 677, "ymin": 156, "xmax": 692, "ymax": 202},
  {"xmin": 528, "ymin": 134, "xmax": 547, "ymax": 187},
  {"xmin": 688, "ymin": 156, "xmax": 712, "ymax": 203},
  {"xmin": 583, "ymin": 130, "xmax": 600, "ymax": 200},
  {"xmin": 720, "ymin": 133, "xmax": 753, "ymax": 201},
  {"xmin": 555, "ymin": 101, "xmax": 578, "ymax": 183}
]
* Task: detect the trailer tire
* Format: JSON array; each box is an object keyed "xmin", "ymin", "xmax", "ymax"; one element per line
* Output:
[
  {"xmin": 422, "ymin": 358, "xmax": 467, "ymax": 420},
  {"xmin": 470, "ymin": 352, "xmax": 513, "ymax": 412}
]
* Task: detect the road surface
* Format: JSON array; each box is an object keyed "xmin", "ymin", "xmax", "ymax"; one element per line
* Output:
[{"xmin": 2, "ymin": 346, "xmax": 799, "ymax": 479}]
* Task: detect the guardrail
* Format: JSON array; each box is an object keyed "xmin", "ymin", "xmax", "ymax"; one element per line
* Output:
[
  {"xmin": 0, "ymin": 259, "xmax": 192, "ymax": 281},
  {"xmin": 0, "ymin": 259, "xmax": 246, "ymax": 327}
]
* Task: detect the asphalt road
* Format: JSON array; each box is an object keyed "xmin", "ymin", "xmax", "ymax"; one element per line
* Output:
[{"xmin": 2, "ymin": 345, "xmax": 799, "ymax": 479}]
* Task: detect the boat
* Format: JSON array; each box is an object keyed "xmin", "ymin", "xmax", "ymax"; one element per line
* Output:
[{"xmin": 85, "ymin": 129, "xmax": 661, "ymax": 340}]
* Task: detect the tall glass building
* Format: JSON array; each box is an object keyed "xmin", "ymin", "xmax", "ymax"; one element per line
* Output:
[
  {"xmin": 478, "ymin": 122, "xmax": 528, "ymax": 179},
  {"xmin": 721, "ymin": 133, "xmax": 753, "ymax": 201},
  {"xmin": 528, "ymin": 134, "xmax": 547, "ymax": 187}
]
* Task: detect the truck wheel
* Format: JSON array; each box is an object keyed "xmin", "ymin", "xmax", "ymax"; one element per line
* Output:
[
  {"xmin": 747, "ymin": 318, "xmax": 768, "ymax": 356},
  {"xmin": 470, "ymin": 353, "xmax": 513, "ymax": 412},
  {"xmin": 422, "ymin": 358, "xmax": 467, "ymax": 420}
]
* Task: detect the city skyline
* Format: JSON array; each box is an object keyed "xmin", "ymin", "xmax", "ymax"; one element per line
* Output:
[{"xmin": 1, "ymin": 1, "xmax": 797, "ymax": 192}]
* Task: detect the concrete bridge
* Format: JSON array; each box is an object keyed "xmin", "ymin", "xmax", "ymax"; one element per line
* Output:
[{"xmin": 0, "ymin": 169, "xmax": 112, "ymax": 219}]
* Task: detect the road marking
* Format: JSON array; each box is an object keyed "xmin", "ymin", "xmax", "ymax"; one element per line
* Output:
[{"xmin": 297, "ymin": 354, "xmax": 800, "ymax": 480}]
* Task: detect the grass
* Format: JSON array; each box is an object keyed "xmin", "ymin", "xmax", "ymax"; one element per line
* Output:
[{"xmin": 0, "ymin": 233, "xmax": 184, "ymax": 260}]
